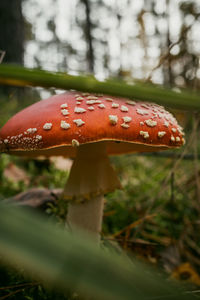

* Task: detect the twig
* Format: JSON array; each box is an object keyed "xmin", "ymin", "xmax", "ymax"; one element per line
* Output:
[
  {"xmin": 146, "ymin": 16, "xmax": 198, "ymax": 82},
  {"xmin": 0, "ymin": 282, "xmax": 39, "ymax": 300},
  {"xmin": 0, "ymin": 282, "xmax": 39, "ymax": 290},
  {"xmin": 0, "ymin": 51, "xmax": 5, "ymax": 64},
  {"xmin": 192, "ymin": 115, "xmax": 200, "ymax": 209},
  {"xmin": 112, "ymin": 213, "xmax": 157, "ymax": 238},
  {"xmin": 135, "ymin": 151, "xmax": 199, "ymax": 161}
]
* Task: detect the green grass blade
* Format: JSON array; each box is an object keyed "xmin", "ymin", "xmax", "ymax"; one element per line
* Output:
[
  {"xmin": 0, "ymin": 204, "xmax": 194, "ymax": 300},
  {"xmin": 0, "ymin": 64, "xmax": 200, "ymax": 110}
]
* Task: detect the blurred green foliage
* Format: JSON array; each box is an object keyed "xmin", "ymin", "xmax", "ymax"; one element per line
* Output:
[{"xmin": 0, "ymin": 201, "xmax": 196, "ymax": 300}]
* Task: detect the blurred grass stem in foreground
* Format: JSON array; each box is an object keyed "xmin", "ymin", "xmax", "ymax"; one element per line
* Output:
[
  {"xmin": 0, "ymin": 204, "xmax": 195, "ymax": 300},
  {"xmin": 0, "ymin": 64, "xmax": 200, "ymax": 111}
]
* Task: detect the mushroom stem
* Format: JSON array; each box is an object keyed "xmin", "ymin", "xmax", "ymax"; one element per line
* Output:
[
  {"xmin": 63, "ymin": 142, "xmax": 121, "ymax": 242},
  {"xmin": 67, "ymin": 196, "xmax": 104, "ymax": 243}
]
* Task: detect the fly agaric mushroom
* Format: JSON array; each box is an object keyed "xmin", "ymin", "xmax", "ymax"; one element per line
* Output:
[{"xmin": 0, "ymin": 92, "xmax": 185, "ymax": 243}]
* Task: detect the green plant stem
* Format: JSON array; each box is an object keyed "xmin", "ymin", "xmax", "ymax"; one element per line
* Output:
[{"xmin": 0, "ymin": 64, "xmax": 200, "ymax": 110}]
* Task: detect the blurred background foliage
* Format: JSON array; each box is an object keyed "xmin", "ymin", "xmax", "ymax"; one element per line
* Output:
[{"xmin": 1, "ymin": 0, "xmax": 200, "ymax": 299}]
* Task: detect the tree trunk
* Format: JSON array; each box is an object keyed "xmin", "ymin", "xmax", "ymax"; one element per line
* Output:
[
  {"xmin": 81, "ymin": 0, "xmax": 94, "ymax": 73},
  {"xmin": 0, "ymin": 0, "xmax": 24, "ymax": 97}
]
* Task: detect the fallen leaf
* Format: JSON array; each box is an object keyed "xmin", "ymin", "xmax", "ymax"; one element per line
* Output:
[
  {"xmin": 172, "ymin": 262, "xmax": 200, "ymax": 286},
  {"xmin": 3, "ymin": 163, "xmax": 29, "ymax": 184}
]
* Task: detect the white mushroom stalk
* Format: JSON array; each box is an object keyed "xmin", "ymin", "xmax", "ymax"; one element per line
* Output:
[{"xmin": 64, "ymin": 142, "xmax": 121, "ymax": 243}]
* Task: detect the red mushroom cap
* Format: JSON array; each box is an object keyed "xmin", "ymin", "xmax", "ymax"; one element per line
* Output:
[{"xmin": 0, "ymin": 91, "xmax": 185, "ymax": 157}]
